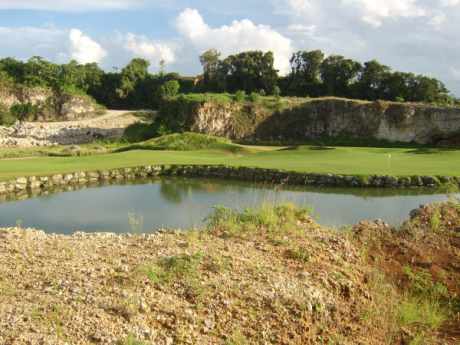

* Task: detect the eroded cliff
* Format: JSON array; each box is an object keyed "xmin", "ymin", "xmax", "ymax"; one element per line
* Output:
[
  {"xmin": 166, "ymin": 97, "xmax": 460, "ymax": 145},
  {"xmin": 0, "ymin": 84, "xmax": 102, "ymax": 122}
]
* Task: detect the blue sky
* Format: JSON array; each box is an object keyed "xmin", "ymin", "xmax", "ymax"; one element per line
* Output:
[{"xmin": 1, "ymin": 0, "xmax": 460, "ymax": 95}]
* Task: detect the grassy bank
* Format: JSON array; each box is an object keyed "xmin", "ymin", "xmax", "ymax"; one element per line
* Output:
[
  {"xmin": 1, "ymin": 139, "xmax": 460, "ymax": 181},
  {"xmin": 0, "ymin": 202, "xmax": 458, "ymax": 344}
]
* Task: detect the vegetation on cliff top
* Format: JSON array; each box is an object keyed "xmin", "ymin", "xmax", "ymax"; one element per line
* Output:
[
  {"xmin": 1, "ymin": 46, "xmax": 458, "ymax": 117},
  {"xmin": 0, "ymin": 201, "xmax": 458, "ymax": 344}
]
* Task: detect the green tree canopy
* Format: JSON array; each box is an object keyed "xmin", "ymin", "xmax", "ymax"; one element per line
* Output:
[
  {"xmin": 320, "ymin": 55, "xmax": 362, "ymax": 97},
  {"xmin": 289, "ymin": 50, "xmax": 325, "ymax": 96},
  {"xmin": 117, "ymin": 58, "xmax": 150, "ymax": 98},
  {"xmin": 217, "ymin": 51, "xmax": 278, "ymax": 94}
]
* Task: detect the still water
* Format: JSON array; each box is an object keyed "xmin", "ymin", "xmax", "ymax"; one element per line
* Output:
[{"xmin": 0, "ymin": 178, "xmax": 455, "ymax": 234}]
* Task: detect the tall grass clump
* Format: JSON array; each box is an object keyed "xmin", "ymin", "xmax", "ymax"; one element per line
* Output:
[
  {"xmin": 205, "ymin": 203, "xmax": 311, "ymax": 237},
  {"xmin": 141, "ymin": 252, "xmax": 205, "ymax": 301},
  {"xmin": 396, "ymin": 266, "xmax": 454, "ymax": 342}
]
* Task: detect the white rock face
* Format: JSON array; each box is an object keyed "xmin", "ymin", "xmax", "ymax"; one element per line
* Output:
[
  {"xmin": 0, "ymin": 110, "xmax": 140, "ymax": 147},
  {"xmin": 187, "ymin": 99, "xmax": 460, "ymax": 145}
]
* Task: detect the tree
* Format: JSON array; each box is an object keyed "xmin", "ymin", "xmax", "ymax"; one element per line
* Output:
[
  {"xmin": 320, "ymin": 55, "xmax": 362, "ymax": 97},
  {"xmin": 158, "ymin": 80, "xmax": 180, "ymax": 99},
  {"xmin": 116, "ymin": 58, "xmax": 150, "ymax": 98},
  {"xmin": 23, "ymin": 56, "xmax": 59, "ymax": 88},
  {"xmin": 380, "ymin": 71, "xmax": 412, "ymax": 101},
  {"xmin": 0, "ymin": 57, "xmax": 26, "ymax": 84},
  {"xmin": 217, "ymin": 51, "xmax": 279, "ymax": 94},
  {"xmin": 199, "ymin": 49, "xmax": 221, "ymax": 90},
  {"xmin": 288, "ymin": 50, "xmax": 325, "ymax": 96},
  {"xmin": 357, "ymin": 60, "xmax": 391, "ymax": 100},
  {"xmin": 409, "ymin": 76, "xmax": 450, "ymax": 103}
]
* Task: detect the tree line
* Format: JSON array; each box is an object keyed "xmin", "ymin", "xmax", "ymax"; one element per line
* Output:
[
  {"xmin": 0, "ymin": 50, "xmax": 457, "ymax": 111},
  {"xmin": 199, "ymin": 49, "xmax": 456, "ymax": 104}
]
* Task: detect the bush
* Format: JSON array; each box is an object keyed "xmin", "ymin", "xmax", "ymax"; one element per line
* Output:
[
  {"xmin": 123, "ymin": 122, "xmax": 157, "ymax": 143},
  {"xmin": 248, "ymin": 92, "xmax": 260, "ymax": 103},
  {"xmin": 158, "ymin": 80, "xmax": 180, "ymax": 99},
  {"xmin": 234, "ymin": 90, "xmax": 246, "ymax": 102},
  {"xmin": 0, "ymin": 104, "xmax": 16, "ymax": 126},
  {"xmin": 205, "ymin": 203, "xmax": 311, "ymax": 236},
  {"xmin": 273, "ymin": 85, "xmax": 281, "ymax": 98},
  {"xmin": 10, "ymin": 103, "xmax": 39, "ymax": 121}
]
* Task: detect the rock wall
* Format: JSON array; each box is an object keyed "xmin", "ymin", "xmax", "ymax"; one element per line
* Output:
[
  {"xmin": 180, "ymin": 98, "xmax": 460, "ymax": 145},
  {"xmin": 0, "ymin": 85, "xmax": 101, "ymax": 121},
  {"xmin": 0, "ymin": 111, "xmax": 139, "ymax": 147},
  {"xmin": 1, "ymin": 165, "xmax": 458, "ymax": 202},
  {"xmin": 0, "ymin": 86, "xmax": 52, "ymax": 109}
]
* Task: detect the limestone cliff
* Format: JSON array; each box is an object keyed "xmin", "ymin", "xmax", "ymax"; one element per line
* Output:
[
  {"xmin": 171, "ymin": 98, "xmax": 460, "ymax": 145},
  {"xmin": 0, "ymin": 85, "xmax": 102, "ymax": 122}
]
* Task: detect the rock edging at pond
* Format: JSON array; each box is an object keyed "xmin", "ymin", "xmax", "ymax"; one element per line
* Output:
[{"xmin": 0, "ymin": 165, "xmax": 458, "ymax": 199}]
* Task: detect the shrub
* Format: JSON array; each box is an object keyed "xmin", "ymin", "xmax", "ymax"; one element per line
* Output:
[
  {"xmin": 0, "ymin": 104, "xmax": 16, "ymax": 126},
  {"xmin": 206, "ymin": 203, "xmax": 311, "ymax": 236},
  {"xmin": 10, "ymin": 103, "xmax": 39, "ymax": 121},
  {"xmin": 398, "ymin": 298, "xmax": 446, "ymax": 331},
  {"xmin": 248, "ymin": 92, "xmax": 260, "ymax": 102},
  {"xmin": 273, "ymin": 85, "xmax": 281, "ymax": 98},
  {"xmin": 122, "ymin": 122, "xmax": 157, "ymax": 143},
  {"xmin": 158, "ymin": 80, "xmax": 180, "ymax": 99},
  {"xmin": 234, "ymin": 90, "xmax": 246, "ymax": 102}
]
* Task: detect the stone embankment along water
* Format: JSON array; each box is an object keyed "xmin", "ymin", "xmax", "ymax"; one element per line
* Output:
[{"xmin": 0, "ymin": 165, "xmax": 457, "ymax": 199}]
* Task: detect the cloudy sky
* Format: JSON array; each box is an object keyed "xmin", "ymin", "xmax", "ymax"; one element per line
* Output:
[{"xmin": 0, "ymin": 0, "xmax": 460, "ymax": 95}]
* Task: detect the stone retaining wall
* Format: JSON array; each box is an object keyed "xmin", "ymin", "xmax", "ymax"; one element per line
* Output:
[{"xmin": 0, "ymin": 165, "xmax": 458, "ymax": 201}]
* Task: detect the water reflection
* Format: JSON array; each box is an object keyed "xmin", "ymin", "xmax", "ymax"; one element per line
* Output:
[{"xmin": 0, "ymin": 177, "xmax": 455, "ymax": 234}]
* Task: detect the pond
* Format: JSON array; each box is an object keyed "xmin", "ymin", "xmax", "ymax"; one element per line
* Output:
[{"xmin": 0, "ymin": 177, "xmax": 456, "ymax": 234}]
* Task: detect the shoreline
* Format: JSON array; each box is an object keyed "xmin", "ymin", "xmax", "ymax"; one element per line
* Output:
[{"xmin": 0, "ymin": 165, "xmax": 458, "ymax": 201}]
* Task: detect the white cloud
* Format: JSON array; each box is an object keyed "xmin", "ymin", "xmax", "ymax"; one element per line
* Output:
[
  {"xmin": 275, "ymin": 0, "xmax": 460, "ymax": 95},
  {"xmin": 441, "ymin": 0, "xmax": 460, "ymax": 6},
  {"xmin": 0, "ymin": 25, "xmax": 67, "ymax": 61},
  {"xmin": 123, "ymin": 33, "xmax": 176, "ymax": 66},
  {"xmin": 451, "ymin": 67, "xmax": 460, "ymax": 80},
  {"xmin": 0, "ymin": 0, "xmax": 145, "ymax": 11},
  {"xmin": 175, "ymin": 8, "xmax": 294, "ymax": 74},
  {"xmin": 69, "ymin": 29, "xmax": 107, "ymax": 63},
  {"xmin": 342, "ymin": 0, "xmax": 426, "ymax": 27}
]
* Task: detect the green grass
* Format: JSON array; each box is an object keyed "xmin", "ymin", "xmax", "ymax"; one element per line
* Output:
[
  {"xmin": 1, "ymin": 143, "xmax": 460, "ymax": 181},
  {"xmin": 119, "ymin": 132, "xmax": 251, "ymax": 153}
]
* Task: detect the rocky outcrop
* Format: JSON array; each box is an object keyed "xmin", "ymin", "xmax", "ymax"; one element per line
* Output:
[
  {"xmin": 174, "ymin": 98, "xmax": 460, "ymax": 145},
  {"xmin": 0, "ymin": 85, "xmax": 52, "ymax": 109},
  {"xmin": 0, "ymin": 111, "xmax": 139, "ymax": 147},
  {"xmin": 0, "ymin": 85, "xmax": 101, "ymax": 121}
]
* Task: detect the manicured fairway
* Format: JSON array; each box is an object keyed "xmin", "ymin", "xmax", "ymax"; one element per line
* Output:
[{"xmin": 0, "ymin": 145, "xmax": 459, "ymax": 181}]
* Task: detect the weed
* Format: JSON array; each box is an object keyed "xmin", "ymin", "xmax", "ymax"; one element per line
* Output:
[
  {"xmin": 285, "ymin": 246, "xmax": 310, "ymax": 263},
  {"xmin": 398, "ymin": 298, "xmax": 446, "ymax": 330},
  {"xmin": 429, "ymin": 209, "xmax": 442, "ymax": 232},
  {"xmin": 226, "ymin": 329, "xmax": 249, "ymax": 345},
  {"xmin": 206, "ymin": 203, "xmax": 311, "ymax": 237},
  {"xmin": 117, "ymin": 334, "xmax": 149, "ymax": 345},
  {"xmin": 402, "ymin": 266, "xmax": 449, "ymax": 301}
]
